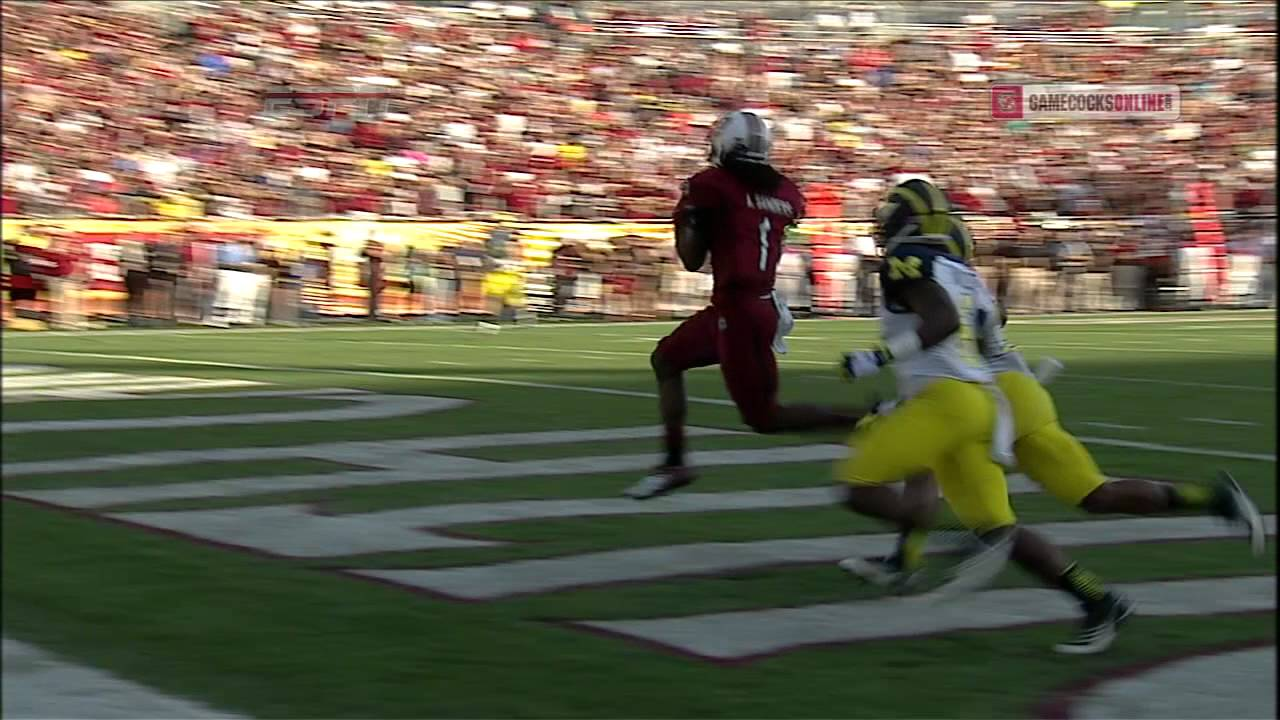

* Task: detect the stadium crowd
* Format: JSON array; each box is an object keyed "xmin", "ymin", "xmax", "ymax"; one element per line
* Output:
[
  {"xmin": 2, "ymin": 1, "xmax": 1275, "ymax": 222},
  {"xmin": 2, "ymin": 2, "xmax": 1276, "ymax": 329}
]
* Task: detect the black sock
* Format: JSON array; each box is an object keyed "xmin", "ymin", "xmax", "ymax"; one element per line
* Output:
[{"xmin": 1058, "ymin": 563, "xmax": 1109, "ymax": 611}]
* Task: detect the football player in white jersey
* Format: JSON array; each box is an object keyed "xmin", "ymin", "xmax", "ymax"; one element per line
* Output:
[
  {"xmin": 838, "ymin": 181, "xmax": 1176, "ymax": 653},
  {"xmin": 844, "ymin": 218, "xmax": 1265, "ymax": 652},
  {"xmin": 835, "ymin": 178, "xmax": 1019, "ymax": 596}
]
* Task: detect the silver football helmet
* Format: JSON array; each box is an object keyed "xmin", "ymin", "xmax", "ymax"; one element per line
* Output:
[{"xmin": 708, "ymin": 110, "xmax": 772, "ymax": 167}]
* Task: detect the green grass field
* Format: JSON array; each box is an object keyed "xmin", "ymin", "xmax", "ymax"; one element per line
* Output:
[{"xmin": 2, "ymin": 309, "xmax": 1275, "ymax": 718}]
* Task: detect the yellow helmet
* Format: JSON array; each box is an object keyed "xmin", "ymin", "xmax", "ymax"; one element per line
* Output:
[{"xmin": 873, "ymin": 178, "xmax": 952, "ymax": 242}]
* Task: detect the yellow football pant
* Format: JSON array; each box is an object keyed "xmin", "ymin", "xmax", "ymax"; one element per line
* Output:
[
  {"xmin": 996, "ymin": 371, "xmax": 1106, "ymax": 507},
  {"xmin": 838, "ymin": 378, "xmax": 1016, "ymax": 533}
]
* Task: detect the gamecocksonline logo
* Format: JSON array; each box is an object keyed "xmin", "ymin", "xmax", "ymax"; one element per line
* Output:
[
  {"xmin": 261, "ymin": 85, "xmax": 395, "ymax": 119},
  {"xmin": 990, "ymin": 83, "xmax": 1180, "ymax": 121}
]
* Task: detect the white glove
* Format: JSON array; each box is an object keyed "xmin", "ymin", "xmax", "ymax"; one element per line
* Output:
[
  {"xmin": 872, "ymin": 397, "xmax": 899, "ymax": 416},
  {"xmin": 1034, "ymin": 357, "xmax": 1064, "ymax": 385},
  {"xmin": 840, "ymin": 350, "xmax": 888, "ymax": 381}
]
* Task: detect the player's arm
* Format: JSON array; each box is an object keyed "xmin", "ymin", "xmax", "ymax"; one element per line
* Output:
[
  {"xmin": 976, "ymin": 299, "xmax": 1015, "ymax": 360},
  {"xmin": 841, "ymin": 247, "xmax": 958, "ymax": 379},
  {"xmin": 895, "ymin": 279, "xmax": 959, "ymax": 351},
  {"xmin": 674, "ymin": 210, "xmax": 710, "ymax": 272},
  {"xmin": 671, "ymin": 174, "xmax": 721, "ymax": 273}
]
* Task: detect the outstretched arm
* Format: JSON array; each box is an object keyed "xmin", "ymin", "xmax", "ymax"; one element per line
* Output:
[{"xmin": 842, "ymin": 278, "xmax": 959, "ymax": 380}]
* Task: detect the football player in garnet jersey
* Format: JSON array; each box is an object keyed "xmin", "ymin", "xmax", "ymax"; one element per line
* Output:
[{"xmin": 625, "ymin": 111, "xmax": 870, "ymax": 500}]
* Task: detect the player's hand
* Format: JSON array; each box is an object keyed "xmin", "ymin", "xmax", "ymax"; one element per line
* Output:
[
  {"xmin": 840, "ymin": 350, "xmax": 888, "ymax": 381},
  {"xmin": 871, "ymin": 396, "xmax": 899, "ymax": 416},
  {"xmin": 1034, "ymin": 357, "xmax": 1064, "ymax": 385}
]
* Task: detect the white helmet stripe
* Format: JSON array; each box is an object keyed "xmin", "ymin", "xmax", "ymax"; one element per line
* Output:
[{"xmin": 745, "ymin": 112, "xmax": 764, "ymax": 156}]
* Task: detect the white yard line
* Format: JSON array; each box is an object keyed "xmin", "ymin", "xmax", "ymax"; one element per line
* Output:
[
  {"xmin": 6, "ymin": 349, "xmax": 1274, "ymax": 463},
  {"xmin": 335, "ymin": 339, "xmax": 836, "ymax": 367},
  {"xmin": 1019, "ymin": 342, "xmax": 1255, "ymax": 356},
  {"xmin": 1185, "ymin": 417, "xmax": 1261, "ymax": 428},
  {"xmin": 1076, "ymin": 436, "xmax": 1273, "ymax": 462},
  {"xmin": 3, "ymin": 379, "xmax": 262, "ymax": 403},
  {"xmin": 3, "ymin": 393, "xmax": 464, "ymax": 435},
  {"xmin": 1053, "ymin": 374, "xmax": 1273, "ymax": 393},
  {"xmin": 2, "ymin": 348, "xmax": 740, "ymax": 406},
  {"xmin": 1, "ymin": 425, "xmax": 742, "ymax": 480},
  {"xmin": 2, "ymin": 637, "xmax": 246, "ymax": 719},
  {"xmin": 1, "ymin": 365, "xmax": 59, "ymax": 375},
  {"xmin": 97, "ymin": 475, "xmax": 1042, "ymax": 558},
  {"xmin": 1080, "ymin": 421, "xmax": 1147, "ymax": 431},
  {"xmin": 351, "ymin": 515, "xmax": 1276, "ymax": 600},
  {"xmin": 579, "ymin": 576, "xmax": 1276, "ymax": 661},
  {"xmin": 4, "ymin": 310, "xmax": 1272, "ymax": 340},
  {"xmin": 9, "ymin": 444, "xmax": 840, "ymax": 510},
  {"xmin": 4, "ymin": 372, "xmax": 151, "ymax": 390},
  {"xmin": 1071, "ymin": 646, "xmax": 1276, "ymax": 720}
]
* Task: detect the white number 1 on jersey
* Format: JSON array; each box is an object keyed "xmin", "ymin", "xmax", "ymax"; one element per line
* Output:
[{"xmin": 758, "ymin": 218, "xmax": 771, "ymax": 271}]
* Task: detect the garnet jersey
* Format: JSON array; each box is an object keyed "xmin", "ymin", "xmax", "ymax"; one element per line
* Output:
[{"xmin": 673, "ymin": 166, "xmax": 805, "ymax": 305}]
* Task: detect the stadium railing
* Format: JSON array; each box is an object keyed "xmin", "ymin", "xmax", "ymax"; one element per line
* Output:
[{"xmin": 2, "ymin": 213, "xmax": 1273, "ymax": 329}]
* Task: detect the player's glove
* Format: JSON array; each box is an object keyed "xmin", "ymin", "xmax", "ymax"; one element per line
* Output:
[
  {"xmin": 840, "ymin": 349, "xmax": 890, "ymax": 381},
  {"xmin": 871, "ymin": 396, "xmax": 899, "ymax": 416},
  {"xmin": 1034, "ymin": 357, "xmax": 1064, "ymax": 384}
]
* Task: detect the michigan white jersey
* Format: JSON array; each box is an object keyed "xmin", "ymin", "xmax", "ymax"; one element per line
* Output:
[
  {"xmin": 878, "ymin": 241, "xmax": 995, "ymax": 398},
  {"xmin": 974, "ymin": 281, "xmax": 1032, "ymax": 376}
]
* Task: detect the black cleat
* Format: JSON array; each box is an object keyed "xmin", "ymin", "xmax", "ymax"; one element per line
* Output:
[{"xmin": 1054, "ymin": 592, "xmax": 1135, "ymax": 655}]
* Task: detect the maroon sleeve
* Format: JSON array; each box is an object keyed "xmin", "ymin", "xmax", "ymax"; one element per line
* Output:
[
  {"xmin": 673, "ymin": 169, "xmax": 727, "ymax": 222},
  {"xmin": 785, "ymin": 178, "xmax": 806, "ymax": 225}
]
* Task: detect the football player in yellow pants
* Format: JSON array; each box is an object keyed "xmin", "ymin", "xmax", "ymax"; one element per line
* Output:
[
  {"xmin": 841, "ymin": 194, "xmax": 1155, "ymax": 653},
  {"xmin": 844, "ymin": 216, "xmax": 1265, "ymax": 653},
  {"xmin": 995, "ymin": 359, "xmax": 1261, "ymax": 550},
  {"xmin": 838, "ymin": 179, "xmax": 1023, "ymax": 597}
]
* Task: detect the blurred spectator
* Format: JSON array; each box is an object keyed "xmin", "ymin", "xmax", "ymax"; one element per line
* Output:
[
  {"xmin": 4, "ymin": 241, "xmax": 39, "ymax": 324},
  {"xmin": 1051, "ymin": 232, "xmax": 1094, "ymax": 312},
  {"xmin": 405, "ymin": 246, "xmax": 431, "ymax": 318},
  {"xmin": 361, "ymin": 236, "xmax": 385, "ymax": 319},
  {"xmin": 148, "ymin": 235, "xmax": 182, "ymax": 326},
  {"xmin": 1, "ymin": 2, "xmax": 1271, "ymax": 222},
  {"xmin": 47, "ymin": 231, "xmax": 86, "ymax": 329},
  {"xmin": 120, "ymin": 238, "xmax": 150, "ymax": 326}
]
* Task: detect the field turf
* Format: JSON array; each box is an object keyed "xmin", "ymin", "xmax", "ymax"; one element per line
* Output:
[{"xmin": 2, "ymin": 309, "xmax": 1275, "ymax": 718}]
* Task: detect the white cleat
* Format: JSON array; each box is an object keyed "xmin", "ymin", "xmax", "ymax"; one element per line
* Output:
[
  {"xmin": 838, "ymin": 555, "xmax": 923, "ymax": 591},
  {"xmin": 1218, "ymin": 471, "xmax": 1266, "ymax": 557},
  {"xmin": 924, "ymin": 529, "xmax": 1013, "ymax": 602},
  {"xmin": 623, "ymin": 466, "xmax": 696, "ymax": 500}
]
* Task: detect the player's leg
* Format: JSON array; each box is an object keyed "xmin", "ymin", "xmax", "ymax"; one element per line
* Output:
[
  {"xmin": 652, "ymin": 306, "xmax": 720, "ymax": 466},
  {"xmin": 626, "ymin": 307, "xmax": 720, "ymax": 499},
  {"xmin": 1009, "ymin": 524, "xmax": 1134, "ymax": 654},
  {"xmin": 838, "ymin": 470, "xmax": 938, "ymax": 588},
  {"xmin": 929, "ymin": 442, "xmax": 1019, "ymax": 597},
  {"xmin": 937, "ymin": 434, "xmax": 1133, "ymax": 654},
  {"xmin": 835, "ymin": 386, "xmax": 961, "ymax": 565},
  {"xmin": 1005, "ymin": 369, "xmax": 1265, "ymax": 553},
  {"xmin": 1023, "ymin": 426, "xmax": 1266, "ymax": 554},
  {"xmin": 718, "ymin": 300, "xmax": 865, "ymax": 434}
]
